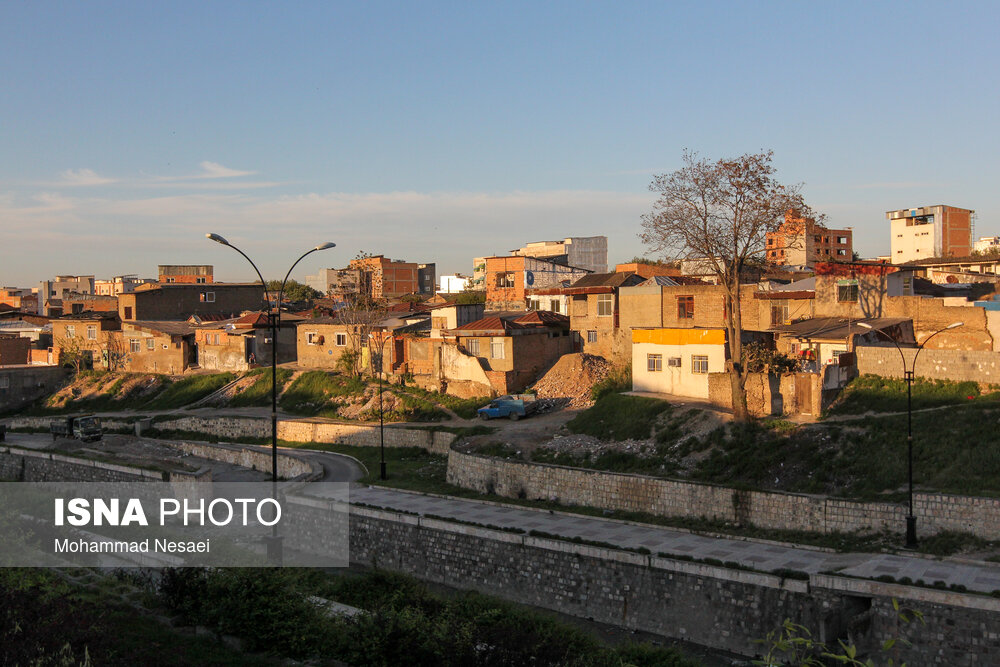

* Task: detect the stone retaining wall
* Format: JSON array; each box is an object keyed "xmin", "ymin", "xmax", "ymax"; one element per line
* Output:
[
  {"xmin": 155, "ymin": 440, "xmax": 320, "ymax": 481},
  {"xmin": 350, "ymin": 505, "xmax": 1000, "ymax": 664},
  {"xmin": 447, "ymin": 448, "xmax": 1000, "ymax": 540},
  {"xmin": 0, "ymin": 444, "xmax": 207, "ymax": 483},
  {"xmin": 2, "ymin": 415, "xmax": 456, "ymax": 455}
]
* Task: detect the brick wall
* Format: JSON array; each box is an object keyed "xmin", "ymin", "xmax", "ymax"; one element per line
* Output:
[{"xmin": 447, "ymin": 448, "xmax": 1000, "ymax": 540}]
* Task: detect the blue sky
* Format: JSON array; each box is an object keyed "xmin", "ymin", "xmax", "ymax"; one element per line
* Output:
[{"xmin": 2, "ymin": 1, "xmax": 998, "ymax": 285}]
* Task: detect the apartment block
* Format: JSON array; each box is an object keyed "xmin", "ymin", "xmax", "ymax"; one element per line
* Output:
[
  {"xmin": 36, "ymin": 276, "xmax": 95, "ymax": 315},
  {"xmin": 95, "ymin": 275, "xmax": 156, "ymax": 296},
  {"xmin": 484, "ymin": 256, "xmax": 591, "ymax": 311},
  {"xmin": 349, "ymin": 256, "xmax": 420, "ymax": 299},
  {"xmin": 888, "ymin": 205, "xmax": 973, "ymax": 264},
  {"xmin": 510, "ymin": 236, "xmax": 608, "ymax": 274}
]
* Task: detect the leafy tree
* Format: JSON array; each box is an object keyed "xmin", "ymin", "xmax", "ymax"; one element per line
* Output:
[
  {"xmin": 453, "ymin": 290, "xmax": 486, "ymax": 305},
  {"xmin": 640, "ymin": 150, "xmax": 817, "ymax": 420},
  {"xmin": 265, "ymin": 279, "xmax": 321, "ymax": 302}
]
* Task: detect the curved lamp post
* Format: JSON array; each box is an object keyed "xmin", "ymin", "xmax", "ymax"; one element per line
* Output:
[
  {"xmin": 857, "ymin": 320, "xmax": 963, "ymax": 548},
  {"xmin": 370, "ymin": 331, "xmax": 394, "ymax": 480},
  {"xmin": 206, "ymin": 234, "xmax": 335, "ymax": 483}
]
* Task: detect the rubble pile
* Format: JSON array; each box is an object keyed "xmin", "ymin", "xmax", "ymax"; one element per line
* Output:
[{"xmin": 531, "ymin": 353, "xmax": 612, "ymax": 408}]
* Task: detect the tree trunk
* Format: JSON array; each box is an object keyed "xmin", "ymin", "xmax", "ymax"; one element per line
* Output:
[{"xmin": 725, "ymin": 284, "xmax": 750, "ymax": 422}]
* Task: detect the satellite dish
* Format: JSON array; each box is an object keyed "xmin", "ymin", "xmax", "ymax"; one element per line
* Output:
[{"xmin": 525, "ymin": 271, "xmax": 535, "ymax": 286}]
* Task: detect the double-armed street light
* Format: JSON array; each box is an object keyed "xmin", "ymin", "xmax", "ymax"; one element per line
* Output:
[
  {"xmin": 370, "ymin": 331, "xmax": 395, "ymax": 481},
  {"xmin": 856, "ymin": 320, "xmax": 963, "ymax": 548},
  {"xmin": 206, "ymin": 234, "xmax": 335, "ymax": 563}
]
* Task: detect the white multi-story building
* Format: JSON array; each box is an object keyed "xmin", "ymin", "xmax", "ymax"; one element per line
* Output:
[
  {"xmin": 973, "ymin": 236, "xmax": 1000, "ymax": 254},
  {"xmin": 438, "ymin": 274, "xmax": 470, "ymax": 293},
  {"xmin": 887, "ymin": 205, "xmax": 974, "ymax": 264}
]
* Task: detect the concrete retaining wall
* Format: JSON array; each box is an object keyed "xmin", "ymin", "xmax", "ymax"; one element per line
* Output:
[{"xmin": 447, "ymin": 448, "xmax": 1000, "ymax": 540}]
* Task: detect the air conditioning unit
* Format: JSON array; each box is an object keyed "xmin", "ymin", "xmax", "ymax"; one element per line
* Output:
[{"xmin": 667, "ymin": 357, "xmax": 681, "ymax": 367}]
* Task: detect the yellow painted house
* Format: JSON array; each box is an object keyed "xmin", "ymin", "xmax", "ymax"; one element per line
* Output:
[{"xmin": 631, "ymin": 328, "xmax": 728, "ymax": 398}]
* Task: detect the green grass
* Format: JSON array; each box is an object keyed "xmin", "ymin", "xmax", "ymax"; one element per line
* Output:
[
  {"xmin": 566, "ymin": 393, "xmax": 672, "ymax": 441},
  {"xmin": 827, "ymin": 374, "xmax": 996, "ymax": 416},
  {"xmin": 589, "ymin": 364, "xmax": 632, "ymax": 401},
  {"xmin": 393, "ymin": 383, "xmax": 492, "ymax": 419},
  {"xmin": 278, "ymin": 370, "xmax": 365, "ymax": 417},
  {"xmin": 229, "ymin": 368, "xmax": 294, "ymax": 407},
  {"xmin": 143, "ymin": 372, "xmax": 236, "ymax": 410}
]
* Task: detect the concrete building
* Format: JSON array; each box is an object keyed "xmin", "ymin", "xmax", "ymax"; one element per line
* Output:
[
  {"xmin": 305, "ymin": 268, "xmax": 363, "ymax": 299},
  {"xmin": 438, "ymin": 274, "xmax": 471, "ymax": 294},
  {"xmin": 417, "ymin": 263, "xmax": 436, "ymax": 295},
  {"xmin": 973, "ymin": 236, "xmax": 1000, "ymax": 255},
  {"xmin": 766, "ymin": 211, "xmax": 853, "ymax": 267},
  {"xmin": 36, "ymin": 276, "xmax": 95, "ymax": 315},
  {"xmin": 631, "ymin": 328, "xmax": 728, "ymax": 399},
  {"xmin": 510, "ymin": 236, "xmax": 608, "ymax": 274},
  {"xmin": 887, "ymin": 205, "xmax": 974, "ymax": 264},
  {"xmin": 95, "ymin": 275, "xmax": 156, "ymax": 296},
  {"xmin": 471, "ymin": 257, "xmax": 488, "ymax": 290},
  {"xmin": 195, "ymin": 312, "xmax": 297, "ymax": 371},
  {"xmin": 158, "ymin": 265, "xmax": 213, "ymax": 284}
]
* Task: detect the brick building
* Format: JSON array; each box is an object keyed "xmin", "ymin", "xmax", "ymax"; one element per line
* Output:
[
  {"xmin": 766, "ymin": 210, "xmax": 853, "ymax": 267},
  {"xmin": 349, "ymin": 256, "xmax": 420, "ymax": 299},
  {"xmin": 51, "ymin": 312, "xmax": 122, "ymax": 370},
  {"xmin": 158, "ymin": 265, "xmax": 214, "ymax": 284},
  {"xmin": 484, "ymin": 256, "xmax": 591, "ymax": 311},
  {"xmin": 118, "ymin": 283, "xmax": 265, "ymax": 321}
]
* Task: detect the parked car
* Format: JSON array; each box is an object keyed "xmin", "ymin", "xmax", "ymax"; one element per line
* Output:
[{"xmin": 477, "ymin": 394, "xmax": 539, "ymax": 421}]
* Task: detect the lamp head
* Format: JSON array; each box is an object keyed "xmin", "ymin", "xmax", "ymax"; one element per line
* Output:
[
  {"xmin": 315, "ymin": 242, "xmax": 336, "ymax": 251},
  {"xmin": 856, "ymin": 322, "xmax": 873, "ymax": 330},
  {"xmin": 947, "ymin": 322, "xmax": 963, "ymax": 329},
  {"xmin": 206, "ymin": 233, "xmax": 230, "ymax": 246}
]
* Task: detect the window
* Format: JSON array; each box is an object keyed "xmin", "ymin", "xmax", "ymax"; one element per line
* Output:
[
  {"xmin": 124, "ymin": 307, "xmax": 133, "ymax": 320},
  {"xmin": 551, "ymin": 300, "xmax": 561, "ymax": 314},
  {"xmin": 335, "ymin": 333, "xmax": 347, "ymax": 347},
  {"xmin": 837, "ymin": 281, "xmax": 859, "ymax": 302},
  {"xmin": 677, "ymin": 295, "xmax": 694, "ymax": 319},
  {"xmin": 200, "ymin": 291, "xmax": 215, "ymax": 303},
  {"xmin": 495, "ymin": 273, "xmax": 515, "ymax": 288},
  {"xmin": 770, "ymin": 303, "xmax": 789, "ymax": 326},
  {"xmin": 146, "ymin": 338, "xmax": 155, "ymax": 350},
  {"xmin": 466, "ymin": 339, "xmax": 480, "ymax": 355},
  {"xmin": 0, "ymin": 376, "xmax": 8, "ymax": 389},
  {"xmin": 164, "ymin": 277, "xmax": 175, "ymax": 283},
  {"xmin": 196, "ymin": 277, "xmax": 206, "ymax": 284},
  {"xmin": 491, "ymin": 339, "xmax": 505, "ymax": 359},
  {"xmin": 647, "ymin": 353, "xmax": 662, "ymax": 372},
  {"xmin": 306, "ymin": 332, "xmax": 320, "ymax": 345},
  {"xmin": 65, "ymin": 325, "xmax": 75, "ymax": 338},
  {"xmin": 596, "ymin": 294, "xmax": 613, "ymax": 316},
  {"xmin": 691, "ymin": 355, "xmax": 709, "ymax": 374},
  {"xmin": 837, "ymin": 249, "xmax": 847, "ymax": 256},
  {"xmin": 837, "ymin": 236, "xmax": 848, "ymax": 244},
  {"xmin": 129, "ymin": 339, "xmax": 141, "ymax": 353},
  {"xmin": 87, "ymin": 325, "xmax": 97, "ymax": 340},
  {"xmin": 587, "ymin": 330, "xmax": 597, "ymax": 343}
]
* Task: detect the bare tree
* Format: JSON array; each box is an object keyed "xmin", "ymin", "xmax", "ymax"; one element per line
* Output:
[
  {"xmin": 336, "ymin": 296, "xmax": 389, "ymax": 377},
  {"xmin": 54, "ymin": 335, "xmax": 89, "ymax": 375},
  {"xmin": 103, "ymin": 331, "xmax": 127, "ymax": 372},
  {"xmin": 640, "ymin": 150, "xmax": 816, "ymax": 420}
]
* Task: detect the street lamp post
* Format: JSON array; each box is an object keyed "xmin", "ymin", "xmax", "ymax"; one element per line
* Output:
[
  {"xmin": 371, "ymin": 332, "xmax": 394, "ymax": 480},
  {"xmin": 857, "ymin": 320, "xmax": 963, "ymax": 548},
  {"xmin": 206, "ymin": 234, "xmax": 335, "ymax": 563}
]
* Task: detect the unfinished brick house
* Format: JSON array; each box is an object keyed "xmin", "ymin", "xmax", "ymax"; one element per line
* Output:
[
  {"xmin": 118, "ymin": 283, "xmax": 265, "ymax": 321},
  {"xmin": 62, "ymin": 292, "xmax": 119, "ymax": 315},
  {"xmin": 766, "ymin": 210, "xmax": 853, "ymax": 267},
  {"xmin": 158, "ymin": 265, "xmax": 214, "ymax": 284},
  {"xmin": 349, "ymin": 256, "xmax": 420, "ymax": 299},
  {"xmin": 484, "ymin": 255, "xmax": 591, "ymax": 311},
  {"xmin": 560, "ymin": 272, "xmax": 645, "ymax": 364}
]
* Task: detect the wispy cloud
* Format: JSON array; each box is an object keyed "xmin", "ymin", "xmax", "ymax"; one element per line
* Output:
[
  {"xmin": 196, "ymin": 161, "xmax": 256, "ymax": 179},
  {"xmin": 57, "ymin": 168, "xmax": 117, "ymax": 187}
]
